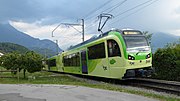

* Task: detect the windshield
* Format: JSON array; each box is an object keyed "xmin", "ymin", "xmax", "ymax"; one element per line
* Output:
[{"xmin": 124, "ymin": 36, "xmax": 148, "ymax": 48}]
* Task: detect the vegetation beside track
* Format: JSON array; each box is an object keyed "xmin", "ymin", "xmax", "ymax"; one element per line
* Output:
[
  {"xmin": 0, "ymin": 39, "xmax": 180, "ymax": 101},
  {"xmin": 0, "ymin": 71, "xmax": 179, "ymax": 101},
  {"xmin": 0, "ymin": 51, "xmax": 43, "ymax": 78},
  {"xmin": 153, "ymin": 41, "xmax": 180, "ymax": 81}
]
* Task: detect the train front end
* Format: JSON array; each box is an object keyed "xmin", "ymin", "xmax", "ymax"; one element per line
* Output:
[{"xmin": 122, "ymin": 30, "xmax": 153, "ymax": 78}]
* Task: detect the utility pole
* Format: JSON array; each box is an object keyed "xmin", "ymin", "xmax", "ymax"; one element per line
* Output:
[
  {"xmin": 52, "ymin": 24, "xmax": 61, "ymax": 55},
  {"xmin": 55, "ymin": 40, "xmax": 58, "ymax": 54},
  {"xmin": 82, "ymin": 19, "xmax": 85, "ymax": 42}
]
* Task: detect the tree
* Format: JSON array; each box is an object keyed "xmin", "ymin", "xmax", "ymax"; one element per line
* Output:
[
  {"xmin": 0, "ymin": 42, "xmax": 29, "ymax": 54},
  {"xmin": 24, "ymin": 51, "xmax": 43, "ymax": 73},
  {"xmin": 0, "ymin": 52, "xmax": 20, "ymax": 74},
  {"xmin": 153, "ymin": 41, "xmax": 180, "ymax": 81},
  {"xmin": 0, "ymin": 51, "xmax": 43, "ymax": 78}
]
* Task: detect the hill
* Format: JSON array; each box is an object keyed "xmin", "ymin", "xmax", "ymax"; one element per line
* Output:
[
  {"xmin": 0, "ymin": 23, "xmax": 62, "ymax": 57},
  {"xmin": 0, "ymin": 23, "xmax": 179, "ymax": 55},
  {"xmin": 151, "ymin": 32, "xmax": 180, "ymax": 52},
  {"xmin": 0, "ymin": 42, "xmax": 30, "ymax": 54}
]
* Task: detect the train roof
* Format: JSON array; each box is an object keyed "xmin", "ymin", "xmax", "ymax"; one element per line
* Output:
[
  {"xmin": 67, "ymin": 30, "xmax": 111, "ymax": 50},
  {"xmin": 67, "ymin": 29, "xmax": 142, "ymax": 51}
]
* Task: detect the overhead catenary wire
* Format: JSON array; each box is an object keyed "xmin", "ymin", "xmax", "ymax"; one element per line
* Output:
[
  {"xmin": 85, "ymin": 0, "xmax": 127, "ymax": 21},
  {"xmin": 85, "ymin": 0, "xmax": 158, "ymax": 35},
  {"xmin": 84, "ymin": 19, "xmax": 99, "ymax": 31},
  {"xmin": 56, "ymin": 32, "xmax": 82, "ymax": 49},
  {"xmin": 109, "ymin": 0, "xmax": 158, "ymax": 25},
  {"xmin": 114, "ymin": 0, "xmax": 153, "ymax": 18},
  {"xmin": 85, "ymin": 0, "xmax": 127, "ymax": 32},
  {"xmin": 55, "ymin": 27, "xmax": 82, "ymax": 39},
  {"xmin": 56, "ymin": 0, "xmax": 158, "ymax": 45},
  {"xmin": 52, "ymin": 30, "xmax": 82, "ymax": 50},
  {"xmin": 83, "ymin": 0, "xmax": 126, "ymax": 33},
  {"xmin": 83, "ymin": 0, "xmax": 112, "ymax": 20},
  {"xmin": 58, "ymin": 28, "xmax": 84, "ymax": 38},
  {"xmin": 103, "ymin": 0, "xmax": 127, "ymax": 13}
]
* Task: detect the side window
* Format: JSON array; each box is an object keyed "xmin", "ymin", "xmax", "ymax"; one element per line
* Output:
[
  {"xmin": 107, "ymin": 40, "xmax": 121, "ymax": 57},
  {"xmin": 88, "ymin": 42, "xmax": 105, "ymax": 59},
  {"xmin": 63, "ymin": 52, "xmax": 80, "ymax": 67},
  {"xmin": 48, "ymin": 59, "xmax": 56, "ymax": 67}
]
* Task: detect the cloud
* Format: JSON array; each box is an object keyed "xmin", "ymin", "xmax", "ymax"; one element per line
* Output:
[
  {"xmin": 0, "ymin": 0, "xmax": 42, "ymax": 22},
  {"xmin": 10, "ymin": 20, "xmax": 94, "ymax": 50},
  {"xmin": 106, "ymin": 0, "xmax": 180, "ymax": 36},
  {"xmin": 0, "ymin": 0, "xmax": 104, "ymax": 23},
  {"xmin": 2, "ymin": 0, "xmax": 180, "ymax": 50},
  {"xmin": 10, "ymin": 21, "xmax": 50, "ymax": 39},
  {"xmin": 176, "ymin": 6, "xmax": 180, "ymax": 14}
]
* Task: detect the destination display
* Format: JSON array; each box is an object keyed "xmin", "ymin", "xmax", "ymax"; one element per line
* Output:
[{"xmin": 123, "ymin": 31, "xmax": 142, "ymax": 35}]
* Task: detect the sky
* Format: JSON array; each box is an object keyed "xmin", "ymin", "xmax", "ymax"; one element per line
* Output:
[{"xmin": 1, "ymin": 0, "xmax": 180, "ymax": 50}]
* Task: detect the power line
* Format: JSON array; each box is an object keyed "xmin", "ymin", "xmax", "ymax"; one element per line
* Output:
[
  {"xmin": 103, "ymin": 0, "xmax": 127, "ymax": 13},
  {"xmin": 85, "ymin": 0, "xmax": 127, "ymax": 25},
  {"xmin": 109, "ymin": 0, "xmax": 158, "ymax": 25},
  {"xmin": 121, "ymin": 0, "xmax": 158, "ymax": 21},
  {"xmin": 115, "ymin": 0, "xmax": 153, "ymax": 18},
  {"xmin": 85, "ymin": 18, "xmax": 99, "ymax": 31},
  {"xmin": 55, "ymin": 30, "xmax": 82, "ymax": 40},
  {"xmin": 83, "ymin": 0, "xmax": 112, "ymax": 20},
  {"xmin": 56, "ymin": 33, "xmax": 81, "ymax": 49},
  {"xmin": 54, "ymin": 19, "xmax": 84, "ymax": 42},
  {"xmin": 52, "ymin": 26, "xmax": 81, "ymax": 40},
  {"xmin": 57, "ymin": 32, "xmax": 82, "ymax": 48},
  {"xmin": 86, "ymin": 0, "xmax": 156, "ymax": 35},
  {"xmin": 85, "ymin": 0, "xmax": 127, "ymax": 32}
]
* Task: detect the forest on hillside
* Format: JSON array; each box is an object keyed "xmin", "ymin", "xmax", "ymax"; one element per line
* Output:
[{"xmin": 0, "ymin": 42, "xmax": 29, "ymax": 54}]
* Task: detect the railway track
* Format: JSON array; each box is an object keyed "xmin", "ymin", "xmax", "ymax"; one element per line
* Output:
[
  {"xmin": 70, "ymin": 74, "xmax": 180, "ymax": 96},
  {"xmin": 50, "ymin": 71, "xmax": 180, "ymax": 96},
  {"xmin": 125, "ymin": 78, "xmax": 180, "ymax": 96}
]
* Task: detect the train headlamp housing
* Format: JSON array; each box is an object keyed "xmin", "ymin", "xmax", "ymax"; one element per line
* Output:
[
  {"xmin": 146, "ymin": 53, "xmax": 151, "ymax": 59},
  {"xmin": 128, "ymin": 55, "xmax": 135, "ymax": 60}
]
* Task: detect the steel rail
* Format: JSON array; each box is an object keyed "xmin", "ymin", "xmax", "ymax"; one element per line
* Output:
[{"xmin": 125, "ymin": 78, "xmax": 180, "ymax": 96}]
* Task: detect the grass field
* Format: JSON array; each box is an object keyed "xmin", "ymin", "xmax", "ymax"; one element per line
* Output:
[{"xmin": 0, "ymin": 71, "xmax": 179, "ymax": 101}]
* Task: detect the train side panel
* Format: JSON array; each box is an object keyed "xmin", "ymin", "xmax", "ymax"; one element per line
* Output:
[
  {"xmin": 48, "ymin": 56, "xmax": 58, "ymax": 71},
  {"xmin": 48, "ymin": 29, "xmax": 152, "ymax": 79}
]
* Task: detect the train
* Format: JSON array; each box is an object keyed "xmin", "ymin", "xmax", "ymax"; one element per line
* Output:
[{"xmin": 44, "ymin": 29, "xmax": 153, "ymax": 79}]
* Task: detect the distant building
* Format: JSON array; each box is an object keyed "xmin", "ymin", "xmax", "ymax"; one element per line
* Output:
[{"xmin": 0, "ymin": 52, "xmax": 4, "ymax": 57}]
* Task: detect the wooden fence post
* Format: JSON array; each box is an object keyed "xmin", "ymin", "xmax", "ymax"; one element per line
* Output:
[{"xmin": 17, "ymin": 68, "xmax": 19, "ymax": 83}]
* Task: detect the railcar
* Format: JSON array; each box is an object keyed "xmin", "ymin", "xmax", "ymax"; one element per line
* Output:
[{"xmin": 45, "ymin": 29, "xmax": 153, "ymax": 79}]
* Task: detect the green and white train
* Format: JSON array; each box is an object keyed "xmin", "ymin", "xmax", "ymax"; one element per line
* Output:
[{"xmin": 45, "ymin": 29, "xmax": 152, "ymax": 79}]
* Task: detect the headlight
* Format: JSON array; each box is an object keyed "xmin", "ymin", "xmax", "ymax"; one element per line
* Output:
[
  {"xmin": 128, "ymin": 55, "xmax": 135, "ymax": 60},
  {"xmin": 146, "ymin": 53, "xmax": 151, "ymax": 59}
]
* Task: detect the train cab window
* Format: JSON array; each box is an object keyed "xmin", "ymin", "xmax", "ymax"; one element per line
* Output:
[
  {"xmin": 88, "ymin": 42, "xmax": 105, "ymax": 59},
  {"xmin": 107, "ymin": 40, "xmax": 121, "ymax": 57}
]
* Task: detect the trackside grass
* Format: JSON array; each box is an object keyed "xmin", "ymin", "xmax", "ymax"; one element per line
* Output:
[{"xmin": 0, "ymin": 71, "xmax": 179, "ymax": 101}]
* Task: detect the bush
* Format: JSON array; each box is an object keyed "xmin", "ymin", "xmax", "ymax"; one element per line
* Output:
[{"xmin": 153, "ymin": 42, "xmax": 180, "ymax": 81}]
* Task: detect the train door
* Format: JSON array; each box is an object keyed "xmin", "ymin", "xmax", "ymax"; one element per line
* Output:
[
  {"xmin": 107, "ymin": 39, "xmax": 124, "ymax": 78},
  {"xmin": 87, "ymin": 42, "xmax": 109, "ymax": 77},
  {"xmin": 81, "ymin": 50, "xmax": 88, "ymax": 74}
]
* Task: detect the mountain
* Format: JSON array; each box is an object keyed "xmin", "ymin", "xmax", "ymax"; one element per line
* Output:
[
  {"xmin": 0, "ymin": 23, "xmax": 62, "ymax": 57},
  {"xmin": 0, "ymin": 42, "xmax": 30, "ymax": 54},
  {"xmin": 151, "ymin": 32, "xmax": 180, "ymax": 52},
  {"xmin": 0, "ymin": 23, "xmax": 178, "ymax": 55}
]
